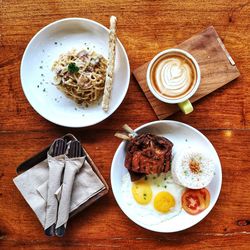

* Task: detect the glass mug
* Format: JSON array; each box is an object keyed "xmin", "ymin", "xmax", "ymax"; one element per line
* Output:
[{"xmin": 146, "ymin": 48, "xmax": 201, "ymax": 114}]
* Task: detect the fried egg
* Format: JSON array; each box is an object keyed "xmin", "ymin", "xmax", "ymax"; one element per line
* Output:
[{"xmin": 121, "ymin": 172, "xmax": 184, "ymax": 225}]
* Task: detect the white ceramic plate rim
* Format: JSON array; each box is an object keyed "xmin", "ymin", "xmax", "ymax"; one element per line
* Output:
[
  {"xmin": 111, "ymin": 120, "xmax": 222, "ymax": 233},
  {"xmin": 20, "ymin": 17, "xmax": 130, "ymax": 127}
]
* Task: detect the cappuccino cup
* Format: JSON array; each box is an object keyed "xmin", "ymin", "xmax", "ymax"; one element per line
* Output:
[{"xmin": 146, "ymin": 48, "xmax": 201, "ymax": 114}]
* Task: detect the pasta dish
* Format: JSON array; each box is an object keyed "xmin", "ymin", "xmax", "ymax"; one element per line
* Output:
[{"xmin": 52, "ymin": 49, "xmax": 107, "ymax": 106}]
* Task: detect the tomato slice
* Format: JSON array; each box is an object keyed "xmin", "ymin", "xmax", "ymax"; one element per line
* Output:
[
  {"xmin": 198, "ymin": 188, "xmax": 210, "ymax": 209},
  {"xmin": 182, "ymin": 188, "xmax": 210, "ymax": 215}
]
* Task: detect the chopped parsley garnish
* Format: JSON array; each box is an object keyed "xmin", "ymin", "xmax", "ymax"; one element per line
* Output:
[{"xmin": 68, "ymin": 63, "xmax": 79, "ymax": 74}]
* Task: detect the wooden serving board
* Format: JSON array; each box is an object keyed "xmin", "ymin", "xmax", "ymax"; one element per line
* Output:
[{"xmin": 133, "ymin": 26, "xmax": 240, "ymax": 119}]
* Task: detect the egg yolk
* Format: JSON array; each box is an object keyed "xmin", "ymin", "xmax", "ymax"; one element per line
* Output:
[
  {"xmin": 132, "ymin": 181, "xmax": 152, "ymax": 205},
  {"xmin": 154, "ymin": 191, "xmax": 175, "ymax": 213}
]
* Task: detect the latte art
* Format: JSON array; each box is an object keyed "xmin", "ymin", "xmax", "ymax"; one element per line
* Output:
[
  {"xmin": 150, "ymin": 53, "xmax": 197, "ymax": 99},
  {"xmin": 158, "ymin": 58, "xmax": 192, "ymax": 96}
]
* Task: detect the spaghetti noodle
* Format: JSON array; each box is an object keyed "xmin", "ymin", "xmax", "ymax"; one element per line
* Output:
[{"xmin": 52, "ymin": 49, "xmax": 107, "ymax": 106}]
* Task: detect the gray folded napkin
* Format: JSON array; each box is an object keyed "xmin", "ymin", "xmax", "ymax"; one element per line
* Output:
[
  {"xmin": 44, "ymin": 154, "xmax": 65, "ymax": 230},
  {"xmin": 56, "ymin": 156, "xmax": 85, "ymax": 229},
  {"xmin": 13, "ymin": 157, "xmax": 105, "ymax": 227}
]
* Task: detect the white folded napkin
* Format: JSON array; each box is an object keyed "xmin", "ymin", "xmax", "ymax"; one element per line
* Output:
[{"xmin": 13, "ymin": 158, "xmax": 105, "ymax": 227}]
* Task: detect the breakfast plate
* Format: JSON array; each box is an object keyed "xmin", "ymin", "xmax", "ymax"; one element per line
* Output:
[
  {"xmin": 111, "ymin": 120, "xmax": 222, "ymax": 232},
  {"xmin": 20, "ymin": 18, "xmax": 130, "ymax": 127}
]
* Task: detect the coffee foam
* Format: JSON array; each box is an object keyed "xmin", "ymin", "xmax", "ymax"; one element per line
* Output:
[{"xmin": 150, "ymin": 53, "xmax": 197, "ymax": 100}]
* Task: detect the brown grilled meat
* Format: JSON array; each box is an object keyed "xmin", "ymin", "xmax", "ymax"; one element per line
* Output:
[{"xmin": 125, "ymin": 133, "xmax": 173, "ymax": 175}]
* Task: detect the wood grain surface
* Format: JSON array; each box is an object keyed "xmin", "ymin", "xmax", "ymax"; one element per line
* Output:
[
  {"xmin": 133, "ymin": 26, "xmax": 240, "ymax": 119},
  {"xmin": 0, "ymin": 0, "xmax": 250, "ymax": 249}
]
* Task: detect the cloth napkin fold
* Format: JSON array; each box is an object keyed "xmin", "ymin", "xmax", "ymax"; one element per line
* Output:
[
  {"xmin": 13, "ymin": 157, "xmax": 105, "ymax": 227},
  {"xmin": 56, "ymin": 156, "xmax": 85, "ymax": 229},
  {"xmin": 44, "ymin": 154, "xmax": 65, "ymax": 230}
]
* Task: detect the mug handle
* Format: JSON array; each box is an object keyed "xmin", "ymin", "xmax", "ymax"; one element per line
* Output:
[{"xmin": 178, "ymin": 100, "xmax": 193, "ymax": 114}]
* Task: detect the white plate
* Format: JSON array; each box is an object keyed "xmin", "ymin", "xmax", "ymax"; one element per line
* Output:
[
  {"xmin": 111, "ymin": 120, "xmax": 222, "ymax": 232},
  {"xmin": 20, "ymin": 18, "xmax": 130, "ymax": 127}
]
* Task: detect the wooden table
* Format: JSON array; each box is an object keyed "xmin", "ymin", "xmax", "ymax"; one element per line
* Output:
[{"xmin": 1, "ymin": 0, "xmax": 250, "ymax": 249}]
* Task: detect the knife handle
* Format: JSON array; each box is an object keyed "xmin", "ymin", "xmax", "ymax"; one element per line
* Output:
[{"xmin": 55, "ymin": 224, "xmax": 66, "ymax": 237}]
